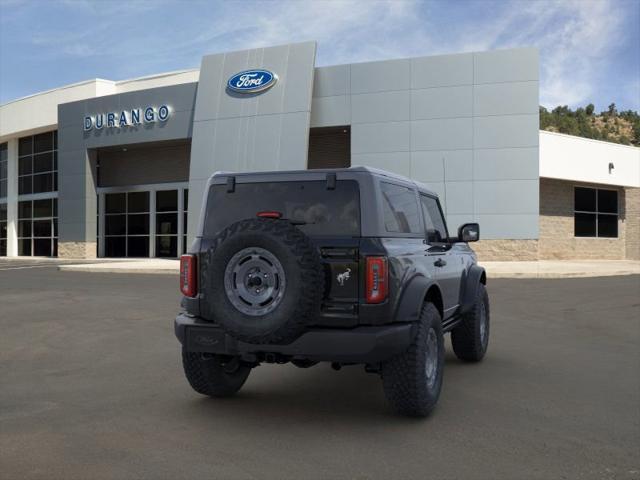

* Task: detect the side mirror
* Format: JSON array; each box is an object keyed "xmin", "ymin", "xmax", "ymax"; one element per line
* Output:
[{"xmin": 458, "ymin": 223, "xmax": 480, "ymax": 242}]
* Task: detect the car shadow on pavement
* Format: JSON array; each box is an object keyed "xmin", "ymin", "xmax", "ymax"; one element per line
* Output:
[{"xmin": 176, "ymin": 352, "xmax": 486, "ymax": 425}]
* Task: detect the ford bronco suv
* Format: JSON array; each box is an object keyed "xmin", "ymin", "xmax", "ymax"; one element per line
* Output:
[{"xmin": 175, "ymin": 167, "xmax": 489, "ymax": 417}]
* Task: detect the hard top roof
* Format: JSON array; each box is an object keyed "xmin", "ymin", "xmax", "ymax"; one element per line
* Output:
[{"xmin": 210, "ymin": 166, "xmax": 438, "ymax": 197}]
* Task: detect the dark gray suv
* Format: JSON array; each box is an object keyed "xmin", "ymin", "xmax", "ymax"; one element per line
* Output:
[{"xmin": 175, "ymin": 167, "xmax": 489, "ymax": 417}]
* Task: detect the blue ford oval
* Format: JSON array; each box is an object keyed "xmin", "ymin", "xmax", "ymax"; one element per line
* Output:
[{"xmin": 227, "ymin": 69, "xmax": 278, "ymax": 94}]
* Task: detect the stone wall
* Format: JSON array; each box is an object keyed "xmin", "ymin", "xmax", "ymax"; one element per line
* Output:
[
  {"xmin": 538, "ymin": 178, "xmax": 627, "ymax": 260},
  {"xmin": 473, "ymin": 180, "xmax": 639, "ymax": 262},
  {"xmin": 625, "ymin": 187, "xmax": 640, "ymax": 260},
  {"xmin": 58, "ymin": 242, "xmax": 97, "ymax": 259},
  {"xmin": 472, "ymin": 239, "xmax": 538, "ymax": 261}
]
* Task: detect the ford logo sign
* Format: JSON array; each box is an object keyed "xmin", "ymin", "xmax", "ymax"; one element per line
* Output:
[{"xmin": 227, "ymin": 69, "xmax": 277, "ymax": 94}]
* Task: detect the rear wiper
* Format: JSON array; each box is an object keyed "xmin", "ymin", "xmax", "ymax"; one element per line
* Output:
[{"xmin": 285, "ymin": 218, "xmax": 315, "ymax": 226}]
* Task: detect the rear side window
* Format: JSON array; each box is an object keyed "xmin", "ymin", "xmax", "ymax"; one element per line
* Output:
[
  {"xmin": 204, "ymin": 180, "xmax": 360, "ymax": 237},
  {"xmin": 380, "ymin": 182, "xmax": 422, "ymax": 234},
  {"xmin": 420, "ymin": 195, "xmax": 448, "ymax": 243}
]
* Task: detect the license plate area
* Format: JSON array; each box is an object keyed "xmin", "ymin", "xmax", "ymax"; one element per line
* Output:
[{"xmin": 186, "ymin": 327, "xmax": 227, "ymax": 353}]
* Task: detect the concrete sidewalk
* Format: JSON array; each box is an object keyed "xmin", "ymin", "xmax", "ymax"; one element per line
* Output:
[
  {"xmin": 54, "ymin": 258, "xmax": 640, "ymax": 278},
  {"xmin": 480, "ymin": 260, "xmax": 640, "ymax": 278},
  {"xmin": 58, "ymin": 259, "xmax": 179, "ymax": 274}
]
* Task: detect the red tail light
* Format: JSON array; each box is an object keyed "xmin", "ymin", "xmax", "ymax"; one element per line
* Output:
[
  {"xmin": 366, "ymin": 256, "xmax": 388, "ymax": 304},
  {"xmin": 257, "ymin": 211, "xmax": 282, "ymax": 219},
  {"xmin": 180, "ymin": 254, "xmax": 197, "ymax": 297}
]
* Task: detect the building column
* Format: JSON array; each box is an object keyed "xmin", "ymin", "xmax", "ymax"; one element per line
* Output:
[
  {"xmin": 98, "ymin": 192, "xmax": 105, "ymax": 258},
  {"xmin": 149, "ymin": 189, "xmax": 156, "ymax": 258},
  {"xmin": 56, "ymin": 143, "xmax": 98, "ymax": 259},
  {"xmin": 6, "ymin": 138, "xmax": 18, "ymax": 257},
  {"xmin": 177, "ymin": 186, "xmax": 184, "ymax": 256}
]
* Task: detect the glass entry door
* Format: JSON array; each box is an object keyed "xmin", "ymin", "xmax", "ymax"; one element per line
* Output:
[
  {"xmin": 155, "ymin": 190, "xmax": 178, "ymax": 258},
  {"xmin": 104, "ymin": 192, "xmax": 150, "ymax": 257},
  {"xmin": 99, "ymin": 185, "xmax": 188, "ymax": 258}
]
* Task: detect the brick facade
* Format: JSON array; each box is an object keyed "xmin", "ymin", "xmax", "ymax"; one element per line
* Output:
[
  {"xmin": 58, "ymin": 241, "xmax": 97, "ymax": 259},
  {"xmin": 625, "ymin": 187, "xmax": 640, "ymax": 260},
  {"xmin": 472, "ymin": 240, "xmax": 538, "ymax": 261},
  {"xmin": 473, "ymin": 179, "xmax": 640, "ymax": 262},
  {"xmin": 538, "ymin": 178, "xmax": 628, "ymax": 260}
]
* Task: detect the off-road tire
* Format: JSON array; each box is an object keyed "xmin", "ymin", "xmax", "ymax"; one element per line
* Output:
[
  {"xmin": 381, "ymin": 303, "xmax": 444, "ymax": 417},
  {"xmin": 451, "ymin": 283, "xmax": 490, "ymax": 362},
  {"xmin": 201, "ymin": 218, "xmax": 324, "ymax": 345},
  {"xmin": 182, "ymin": 350, "xmax": 251, "ymax": 397}
]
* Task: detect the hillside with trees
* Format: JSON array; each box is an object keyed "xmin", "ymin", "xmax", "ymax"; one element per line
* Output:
[{"xmin": 539, "ymin": 103, "xmax": 640, "ymax": 147}]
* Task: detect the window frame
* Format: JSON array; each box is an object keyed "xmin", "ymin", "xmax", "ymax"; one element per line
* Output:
[
  {"xmin": 17, "ymin": 131, "xmax": 58, "ymax": 196},
  {"xmin": 103, "ymin": 191, "xmax": 151, "ymax": 258},
  {"xmin": 573, "ymin": 186, "xmax": 619, "ymax": 239},
  {"xmin": 97, "ymin": 182, "xmax": 189, "ymax": 258},
  {"xmin": 378, "ymin": 181, "xmax": 424, "ymax": 238},
  {"xmin": 16, "ymin": 198, "xmax": 58, "ymax": 257},
  {"xmin": 0, "ymin": 142, "xmax": 8, "ymax": 200},
  {"xmin": 0, "ymin": 200, "xmax": 7, "ymax": 256},
  {"xmin": 419, "ymin": 192, "xmax": 450, "ymax": 245},
  {"xmin": 155, "ymin": 189, "xmax": 179, "ymax": 258}
]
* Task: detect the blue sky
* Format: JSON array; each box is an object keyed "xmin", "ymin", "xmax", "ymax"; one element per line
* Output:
[{"xmin": 1, "ymin": 0, "xmax": 638, "ymax": 111}]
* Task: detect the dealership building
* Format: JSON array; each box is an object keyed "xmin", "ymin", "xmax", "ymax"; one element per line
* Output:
[{"xmin": 0, "ymin": 42, "xmax": 638, "ymax": 261}]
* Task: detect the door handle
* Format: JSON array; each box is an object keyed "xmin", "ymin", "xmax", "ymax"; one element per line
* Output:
[{"xmin": 434, "ymin": 258, "xmax": 447, "ymax": 268}]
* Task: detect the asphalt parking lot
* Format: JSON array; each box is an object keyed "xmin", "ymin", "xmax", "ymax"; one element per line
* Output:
[{"xmin": 1, "ymin": 268, "xmax": 639, "ymax": 480}]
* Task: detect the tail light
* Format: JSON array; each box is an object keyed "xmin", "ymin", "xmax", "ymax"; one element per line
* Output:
[
  {"xmin": 257, "ymin": 211, "xmax": 282, "ymax": 219},
  {"xmin": 180, "ymin": 254, "xmax": 197, "ymax": 297},
  {"xmin": 366, "ymin": 256, "xmax": 388, "ymax": 304}
]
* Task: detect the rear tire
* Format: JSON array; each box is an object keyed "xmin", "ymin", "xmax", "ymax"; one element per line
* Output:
[
  {"xmin": 381, "ymin": 303, "xmax": 444, "ymax": 417},
  {"xmin": 451, "ymin": 283, "xmax": 490, "ymax": 362},
  {"xmin": 182, "ymin": 349, "xmax": 251, "ymax": 397}
]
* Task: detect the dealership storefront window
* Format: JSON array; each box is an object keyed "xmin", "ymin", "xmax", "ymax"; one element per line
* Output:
[
  {"xmin": 1, "ymin": 142, "xmax": 7, "ymax": 199},
  {"xmin": 15, "ymin": 132, "xmax": 59, "ymax": 257},
  {"xmin": 98, "ymin": 184, "xmax": 188, "ymax": 258},
  {"xmin": 18, "ymin": 198, "xmax": 58, "ymax": 256},
  {"xmin": 18, "ymin": 132, "xmax": 57, "ymax": 195},
  {"xmin": 1, "ymin": 143, "xmax": 7, "ymax": 256},
  {"xmin": 182, "ymin": 189, "xmax": 188, "ymax": 254},
  {"xmin": 0, "ymin": 203, "xmax": 7, "ymax": 256},
  {"xmin": 574, "ymin": 186, "xmax": 618, "ymax": 238}
]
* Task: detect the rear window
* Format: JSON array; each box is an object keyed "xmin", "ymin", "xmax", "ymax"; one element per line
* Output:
[{"xmin": 204, "ymin": 180, "xmax": 360, "ymax": 237}]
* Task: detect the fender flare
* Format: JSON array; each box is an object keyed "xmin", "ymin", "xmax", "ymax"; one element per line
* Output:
[
  {"xmin": 393, "ymin": 274, "xmax": 441, "ymax": 323},
  {"xmin": 459, "ymin": 265, "xmax": 486, "ymax": 315}
]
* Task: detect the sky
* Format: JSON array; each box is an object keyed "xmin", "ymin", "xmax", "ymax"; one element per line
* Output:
[{"xmin": 1, "ymin": 0, "xmax": 639, "ymax": 111}]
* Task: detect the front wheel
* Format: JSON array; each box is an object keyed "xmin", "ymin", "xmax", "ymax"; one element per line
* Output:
[
  {"xmin": 182, "ymin": 349, "xmax": 251, "ymax": 397},
  {"xmin": 381, "ymin": 303, "xmax": 444, "ymax": 417},
  {"xmin": 451, "ymin": 283, "xmax": 490, "ymax": 362}
]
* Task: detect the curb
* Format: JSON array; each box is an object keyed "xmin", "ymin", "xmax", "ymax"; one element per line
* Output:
[
  {"xmin": 58, "ymin": 266, "xmax": 178, "ymax": 275},
  {"xmin": 487, "ymin": 271, "xmax": 640, "ymax": 279}
]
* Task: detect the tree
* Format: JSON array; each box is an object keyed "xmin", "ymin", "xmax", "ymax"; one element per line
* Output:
[{"xmin": 539, "ymin": 103, "xmax": 639, "ymax": 146}]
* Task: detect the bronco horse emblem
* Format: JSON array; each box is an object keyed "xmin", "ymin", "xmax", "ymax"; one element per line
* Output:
[{"xmin": 336, "ymin": 268, "xmax": 352, "ymax": 286}]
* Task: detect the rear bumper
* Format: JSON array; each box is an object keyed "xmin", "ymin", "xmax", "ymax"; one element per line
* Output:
[{"xmin": 175, "ymin": 313, "xmax": 414, "ymax": 364}]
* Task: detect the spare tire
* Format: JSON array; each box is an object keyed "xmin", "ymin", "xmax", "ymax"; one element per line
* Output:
[{"xmin": 201, "ymin": 218, "xmax": 324, "ymax": 344}]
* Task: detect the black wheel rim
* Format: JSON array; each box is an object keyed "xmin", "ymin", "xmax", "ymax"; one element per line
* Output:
[
  {"xmin": 224, "ymin": 247, "xmax": 286, "ymax": 316},
  {"xmin": 479, "ymin": 301, "xmax": 488, "ymax": 349},
  {"xmin": 425, "ymin": 327, "xmax": 439, "ymax": 389}
]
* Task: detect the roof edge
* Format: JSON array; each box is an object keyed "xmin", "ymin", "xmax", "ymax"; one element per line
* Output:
[
  {"xmin": 1, "ymin": 68, "xmax": 200, "ymax": 108},
  {"xmin": 540, "ymin": 130, "xmax": 640, "ymax": 151}
]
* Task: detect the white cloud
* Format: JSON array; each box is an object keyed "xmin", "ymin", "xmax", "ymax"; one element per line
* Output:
[
  {"xmin": 429, "ymin": 0, "xmax": 626, "ymax": 108},
  {"xmin": 187, "ymin": 0, "xmax": 628, "ymax": 108},
  {"xmin": 3, "ymin": 0, "xmax": 635, "ymax": 108}
]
